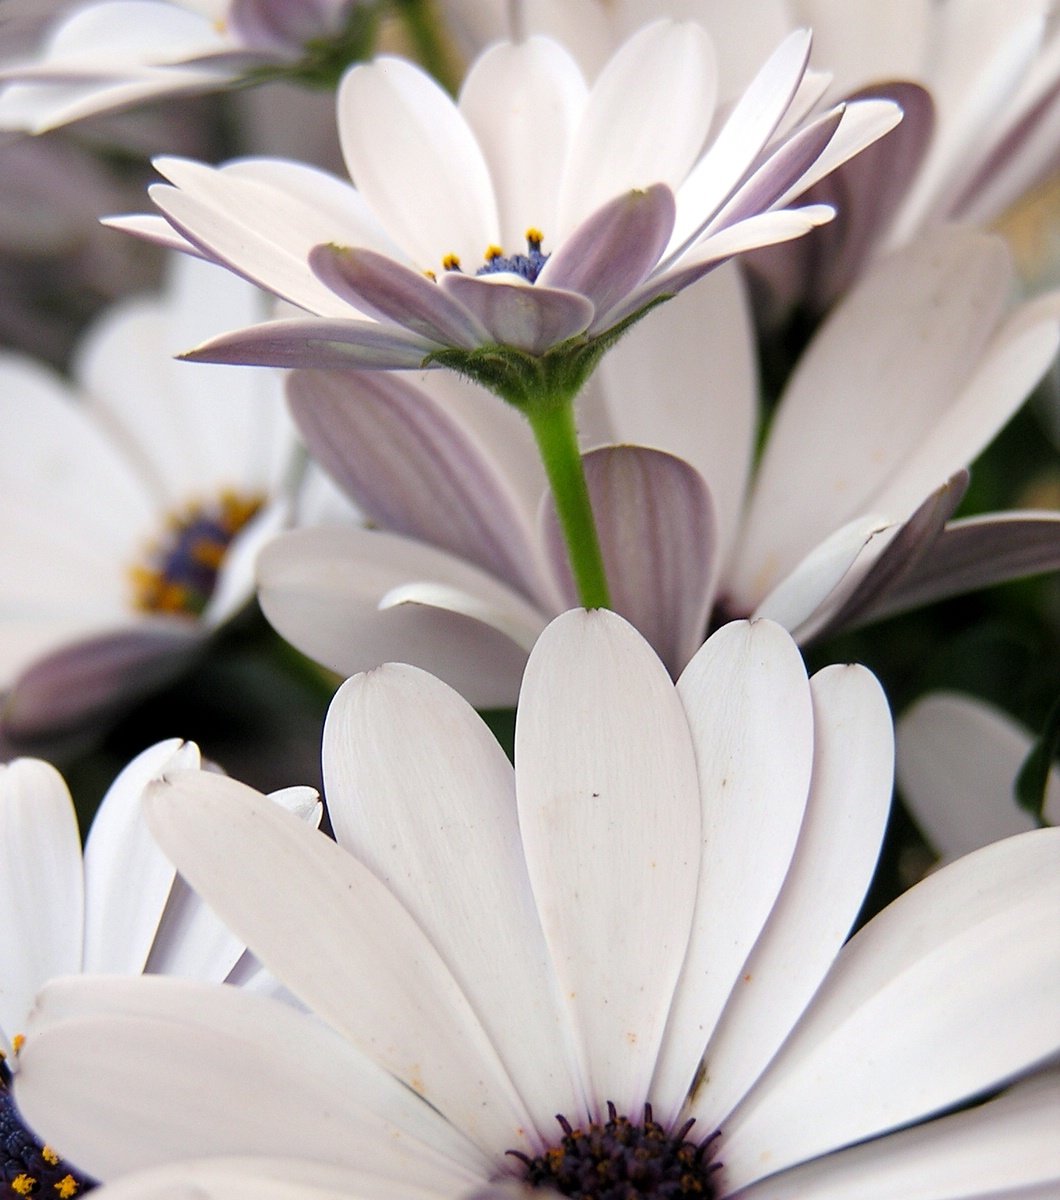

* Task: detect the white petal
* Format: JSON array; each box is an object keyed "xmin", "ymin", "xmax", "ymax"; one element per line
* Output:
[
  {"xmin": 17, "ymin": 975, "xmax": 485, "ymax": 1183},
  {"xmin": 323, "ymin": 665, "xmax": 581, "ymax": 1145},
  {"xmin": 144, "ymin": 773, "xmax": 537, "ymax": 1156},
  {"xmin": 686, "ymin": 664, "xmax": 893, "ymax": 1129},
  {"xmin": 896, "ymin": 692, "xmax": 1057, "ymax": 860},
  {"xmin": 721, "ymin": 828, "xmax": 1060, "ymax": 1189},
  {"xmin": 735, "ymin": 1069, "xmax": 1060, "ymax": 1200},
  {"xmin": 650, "ymin": 619, "xmax": 815, "ymax": 1122},
  {"xmin": 339, "ymin": 57, "xmax": 498, "ymax": 271},
  {"xmin": 0, "ymin": 760, "xmax": 82, "ymax": 1047},
  {"xmin": 82, "ymin": 739, "xmax": 201, "ymax": 974},
  {"xmin": 257, "ymin": 525, "xmax": 546, "ymax": 708},
  {"xmin": 515, "ymin": 609, "xmax": 702, "ymax": 1119}
]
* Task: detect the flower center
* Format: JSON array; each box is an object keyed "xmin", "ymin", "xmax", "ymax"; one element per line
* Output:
[
  {"xmin": 509, "ymin": 1103, "xmax": 721, "ymax": 1200},
  {"xmin": 439, "ymin": 229, "xmax": 550, "ymax": 284},
  {"xmin": 1, "ymin": 1058, "xmax": 94, "ymax": 1197},
  {"xmin": 128, "ymin": 490, "xmax": 264, "ymax": 619}
]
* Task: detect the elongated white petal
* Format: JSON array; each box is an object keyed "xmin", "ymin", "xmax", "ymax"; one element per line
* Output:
[
  {"xmin": 144, "ymin": 773, "xmax": 537, "ymax": 1156},
  {"xmin": 687, "ymin": 664, "xmax": 893, "ymax": 1129},
  {"xmin": 0, "ymin": 761, "xmax": 82, "ymax": 1048},
  {"xmin": 896, "ymin": 692, "xmax": 1058, "ymax": 860},
  {"xmin": 722, "ymin": 828, "xmax": 1060, "ymax": 1189},
  {"xmin": 17, "ymin": 975, "xmax": 486, "ymax": 1183},
  {"xmin": 82, "ymin": 739, "xmax": 200, "ymax": 975},
  {"xmin": 516, "ymin": 609, "xmax": 702, "ymax": 1119},
  {"xmin": 257, "ymin": 525, "xmax": 545, "ymax": 707},
  {"xmin": 650, "ymin": 619, "xmax": 815, "ymax": 1122},
  {"xmin": 735, "ymin": 1069, "xmax": 1060, "ymax": 1200},
  {"xmin": 324, "ymin": 665, "xmax": 581, "ymax": 1145},
  {"xmin": 339, "ymin": 56, "xmax": 498, "ymax": 271},
  {"xmin": 459, "ymin": 35, "xmax": 588, "ymax": 249}
]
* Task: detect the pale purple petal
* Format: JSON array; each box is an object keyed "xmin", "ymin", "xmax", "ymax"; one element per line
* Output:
[
  {"xmin": 287, "ymin": 369, "xmax": 546, "ymax": 599},
  {"xmin": 540, "ymin": 446, "xmax": 716, "ymax": 676},
  {"xmin": 180, "ymin": 317, "xmax": 437, "ymax": 370},
  {"xmin": 309, "ymin": 245, "xmax": 491, "ymax": 349},
  {"xmin": 538, "ymin": 184, "xmax": 676, "ymax": 330},
  {"xmin": 438, "ymin": 274, "xmax": 593, "ymax": 354},
  {"xmin": 860, "ymin": 510, "xmax": 1060, "ymax": 623},
  {"xmin": 1, "ymin": 627, "xmax": 200, "ymax": 743}
]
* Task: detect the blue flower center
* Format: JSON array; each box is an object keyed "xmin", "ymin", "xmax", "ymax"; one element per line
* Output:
[
  {"xmin": 440, "ymin": 230, "xmax": 550, "ymax": 284},
  {"xmin": 129, "ymin": 490, "xmax": 263, "ymax": 619}
]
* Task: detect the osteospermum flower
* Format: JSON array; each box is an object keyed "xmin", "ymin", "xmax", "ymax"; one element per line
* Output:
[
  {"xmin": 0, "ymin": 253, "xmax": 298, "ymax": 744},
  {"xmin": 897, "ymin": 691, "xmax": 1060, "ymax": 862},
  {"xmin": 0, "ymin": 739, "xmax": 321, "ymax": 1196},
  {"xmin": 111, "ymin": 20, "xmax": 899, "ymax": 382},
  {"xmin": 13, "ymin": 611, "xmax": 1060, "ymax": 1196},
  {"xmin": 0, "ymin": 0, "xmax": 380, "ymax": 133},
  {"xmin": 255, "ymin": 227, "xmax": 1060, "ymax": 706}
]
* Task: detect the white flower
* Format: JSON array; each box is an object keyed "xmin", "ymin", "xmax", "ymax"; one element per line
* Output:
[
  {"xmin": 14, "ymin": 611, "xmax": 1060, "ymax": 1198},
  {"xmin": 0, "ymin": 739, "xmax": 320, "ymax": 1196},
  {"xmin": 0, "ymin": 0, "xmax": 374, "ymax": 133},
  {"xmin": 0, "ymin": 252, "xmax": 298, "ymax": 742},
  {"xmin": 110, "ymin": 21, "xmax": 899, "ymax": 379},
  {"xmin": 897, "ymin": 691, "xmax": 1060, "ymax": 862},
  {"xmin": 254, "ymin": 227, "xmax": 1060, "ymax": 706}
]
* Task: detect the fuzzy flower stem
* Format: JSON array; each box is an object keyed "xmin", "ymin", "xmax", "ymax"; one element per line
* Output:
[
  {"xmin": 526, "ymin": 396, "xmax": 611, "ymax": 610},
  {"xmin": 393, "ymin": 0, "xmax": 460, "ymax": 94}
]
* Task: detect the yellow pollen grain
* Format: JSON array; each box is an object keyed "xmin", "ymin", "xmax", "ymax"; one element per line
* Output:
[
  {"xmin": 12, "ymin": 1033, "xmax": 25, "ymax": 1053},
  {"xmin": 484, "ymin": 244, "xmax": 504, "ymax": 260},
  {"xmin": 11, "ymin": 1174, "xmax": 35, "ymax": 1196},
  {"xmin": 424, "ymin": 269, "xmax": 437, "ymax": 281},
  {"xmin": 525, "ymin": 227, "xmax": 544, "ymax": 245},
  {"xmin": 442, "ymin": 253, "xmax": 461, "ymax": 271},
  {"xmin": 42, "ymin": 1147, "xmax": 60, "ymax": 1166},
  {"xmin": 190, "ymin": 538, "xmax": 226, "ymax": 570},
  {"xmin": 55, "ymin": 1176, "xmax": 79, "ymax": 1198}
]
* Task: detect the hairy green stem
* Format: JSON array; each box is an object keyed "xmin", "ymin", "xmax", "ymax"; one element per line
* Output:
[{"xmin": 526, "ymin": 399, "xmax": 611, "ymax": 610}]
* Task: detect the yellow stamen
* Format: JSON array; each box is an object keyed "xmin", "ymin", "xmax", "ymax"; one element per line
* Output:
[
  {"xmin": 11, "ymin": 1174, "xmax": 35, "ymax": 1195},
  {"xmin": 484, "ymin": 244, "xmax": 504, "ymax": 261},
  {"xmin": 12, "ymin": 1033, "xmax": 25, "ymax": 1054},
  {"xmin": 441, "ymin": 253, "xmax": 461, "ymax": 271},
  {"xmin": 526, "ymin": 227, "xmax": 544, "ymax": 246},
  {"xmin": 42, "ymin": 1148, "xmax": 60, "ymax": 1167},
  {"xmin": 55, "ymin": 1176, "xmax": 79, "ymax": 1198}
]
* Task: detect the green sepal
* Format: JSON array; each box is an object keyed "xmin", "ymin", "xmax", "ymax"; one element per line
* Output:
[{"xmin": 1016, "ymin": 692, "xmax": 1060, "ymax": 825}]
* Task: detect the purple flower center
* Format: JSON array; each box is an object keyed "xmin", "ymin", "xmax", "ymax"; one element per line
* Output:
[
  {"xmin": 129, "ymin": 490, "xmax": 264, "ymax": 618},
  {"xmin": 508, "ymin": 1103, "xmax": 722, "ymax": 1200},
  {"xmin": 440, "ymin": 230, "xmax": 551, "ymax": 284}
]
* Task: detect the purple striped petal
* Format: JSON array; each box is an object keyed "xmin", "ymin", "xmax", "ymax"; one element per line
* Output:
[
  {"xmin": 1, "ymin": 628, "xmax": 200, "ymax": 743},
  {"xmin": 859, "ymin": 510, "xmax": 1060, "ymax": 623},
  {"xmin": 541, "ymin": 445, "xmax": 716, "ymax": 676},
  {"xmin": 438, "ymin": 274, "xmax": 593, "ymax": 354},
  {"xmin": 288, "ymin": 369, "xmax": 545, "ymax": 600},
  {"xmin": 309, "ymin": 245, "xmax": 491, "ymax": 349},
  {"xmin": 538, "ymin": 184, "xmax": 676, "ymax": 327},
  {"xmin": 180, "ymin": 317, "xmax": 437, "ymax": 370}
]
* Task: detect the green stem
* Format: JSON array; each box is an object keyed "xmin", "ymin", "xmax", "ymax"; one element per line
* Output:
[
  {"xmin": 526, "ymin": 398, "xmax": 611, "ymax": 610},
  {"xmin": 393, "ymin": 0, "xmax": 460, "ymax": 94}
]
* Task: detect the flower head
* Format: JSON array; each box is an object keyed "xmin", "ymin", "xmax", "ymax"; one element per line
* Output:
[
  {"xmin": 112, "ymin": 21, "xmax": 899, "ymax": 395},
  {"xmin": 13, "ymin": 611, "xmax": 1060, "ymax": 1197},
  {"xmin": 0, "ymin": 253, "xmax": 298, "ymax": 743}
]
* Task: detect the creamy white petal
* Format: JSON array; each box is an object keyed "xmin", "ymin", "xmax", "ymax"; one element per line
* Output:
[
  {"xmin": 721, "ymin": 828, "xmax": 1060, "ymax": 1189},
  {"xmin": 0, "ymin": 760, "xmax": 82, "ymax": 1048},
  {"xmin": 686, "ymin": 664, "xmax": 893, "ymax": 1129},
  {"xmin": 651, "ymin": 619, "xmax": 815, "ymax": 1122},
  {"xmin": 17, "ymin": 975, "xmax": 486, "ymax": 1183},
  {"xmin": 515, "ymin": 609, "xmax": 702, "ymax": 1119},
  {"xmin": 144, "ymin": 773, "xmax": 537, "ymax": 1156},
  {"xmin": 82, "ymin": 739, "xmax": 201, "ymax": 975},
  {"xmin": 324, "ymin": 664, "xmax": 582, "ymax": 1144}
]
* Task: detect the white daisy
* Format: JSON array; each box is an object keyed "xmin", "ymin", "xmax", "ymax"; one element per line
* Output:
[
  {"xmin": 0, "ymin": 739, "xmax": 321, "ymax": 1196},
  {"xmin": 109, "ymin": 20, "xmax": 899, "ymax": 385},
  {"xmin": 897, "ymin": 690, "xmax": 1060, "ymax": 862},
  {"xmin": 254, "ymin": 227, "xmax": 1060, "ymax": 706},
  {"xmin": 0, "ymin": 252, "xmax": 298, "ymax": 742},
  {"xmin": 14, "ymin": 610, "xmax": 1060, "ymax": 1197},
  {"xmin": 0, "ymin": 0, "xmax": 377, "ymax": 133}
]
